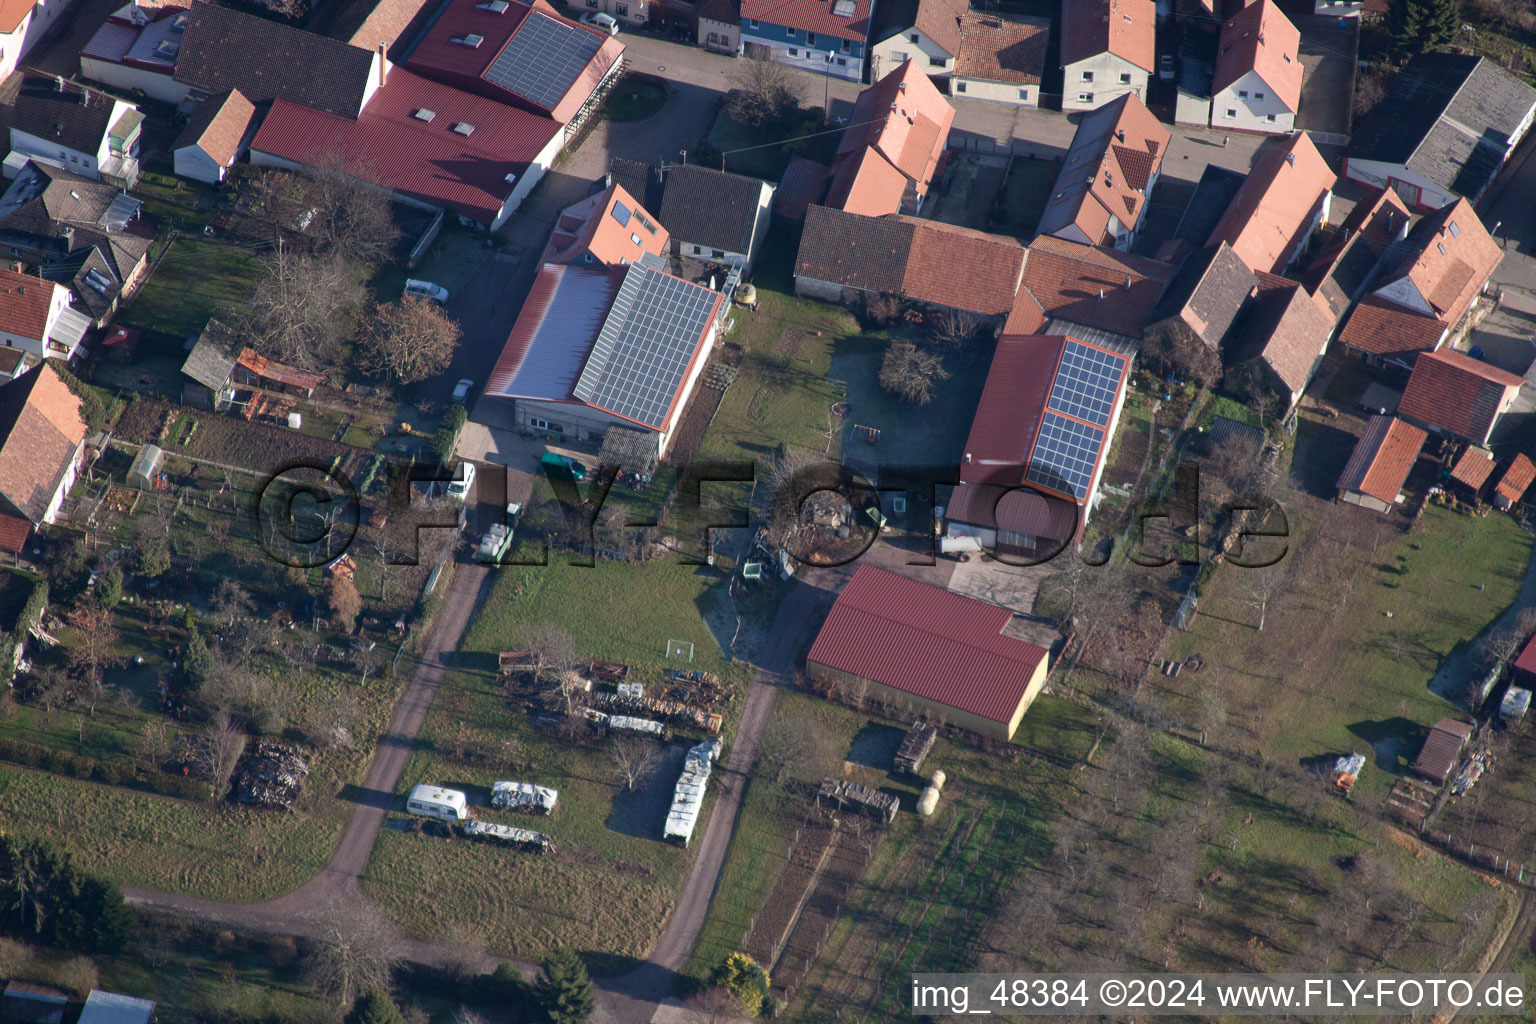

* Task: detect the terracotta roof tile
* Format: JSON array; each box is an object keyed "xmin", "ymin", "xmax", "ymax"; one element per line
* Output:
[
  {"xmin": 1496, "ymin": 454, "xmax": 1536, "ymax": 506},
  {"xmin": 1020, "ymin": 236, "xmax": 1174, "ymax": 337},
  {"xmin": 0, "ymin": 363, "xmax": 85, "ymax": 526},
  {"xmin": 1337, "ymin": 414, "xmax": 1426, "ymax": 506},
  {"xmin": 741, "ymin": 0, "xmax": 874, "ymax": 42},
  {"xmin": 1373, "ymin": 198, "xmax": 1501, "ymax": 329},
  {"xmin": 898, "ymin": 216, "xmax": 1026, "ymax": 316},
  {"xmin": 1060, "ymin": 0, "xmax": 1154, "ymax": 73},
  {"xmin": 0, "ymin": 268, "xmax": 59, "ymax": 341},
  {"xmin": 0, "ymin": 0, "xmax": 33, "ymax": 35},
  {"xmin": 1398, "ymin": 348, "xmax": 1523, "ymax": 444},
  {"xmin": 1206, "ymin": 132, "xmax": 1335, "ymax": 274},
  {"xmin": 1336, "ymin": 294, "xmax": 1447, "ymax": 363},
  {"xmin": 955, "ymin": 11, "xmax": 1050, "ymax": 85},
  {"xmin": 0, "ymin": 513, "xmax": 29, "ymax": 553},
  {"xmin": 828, "ymin": 60, "xmax": 955, "ymax": 212},
  {"xmin": 824, "ymin": 147, "xmax": 911, "ymax": 216},
  {"xmin": 1231, "ymin": 274, "xmax": 1333, "ymax": 396},
  {"xmin": 796, "ymin": 205, "xmax": 914, "ymax": 295},
  {"xmin": 540, "ymin": 183, "xmax": 668, "ymax": 266},
  {"xmin": 171, "ymin": 88, "xmax": 255, "ymax": 167},
  {"xmin": 1038, "ymin": 94, "xmax": 1169, "ymax": 249},
  {"xmin": 913, "ymin": 0, "xmax": 968, "ymax": 56},
  {"xmin": 1213, "ymin": 0, "xmax": 1302, "ymax": 111},
  {"xmin": 1450, "ymin": 446, "xmax": 1496, "ymax": 489}
]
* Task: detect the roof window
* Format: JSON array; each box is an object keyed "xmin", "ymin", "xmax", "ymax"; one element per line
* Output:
[
  {"xmin": 1436, "ymin": 242, "xmax": 1447, "ymax": 255},
  {"xmin": 476, "ymin": 0, "xmax": 511, "ymax": 10},
  {"xmin": 454, "ymin": 33, "xmax": 485, "ymax": 47},
  {"xmin": 413, "ymin": 108, "xmax": 436, "ymax": 122},
  {"xmin": 1448, "ymin": 221, "xmax": 1460, "ymax": 237},
  {"xmin": 452, "ymin": 122, "xmax": 475, "ymax": 136}
]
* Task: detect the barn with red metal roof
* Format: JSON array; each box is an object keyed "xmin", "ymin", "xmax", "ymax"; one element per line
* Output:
[{"xmin": 805, "ymin": 565, "xmax": 1050, "ymax": 741}]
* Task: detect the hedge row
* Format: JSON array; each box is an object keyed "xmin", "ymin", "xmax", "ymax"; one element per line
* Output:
[{"xmin": 0, "ymin": 736, "xmax": 209, "ymax": 802}]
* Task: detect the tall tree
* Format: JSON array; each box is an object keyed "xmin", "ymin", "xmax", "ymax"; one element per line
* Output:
[
  {"xmin": 532, "ymin": 947, "xmax": 595, "ymax": 1024},
  {"xmin": 297, "ymin": 147, "xmax": 400, "ymax": 264},
  {"xmin": 307, "ymin": 902, "xmax": 405, "ymax": 1009},
  {"xmin": 877, "ymin": 341, "xmax": 949, "ymax": 405},
  {"xmin": 231, "ymin": 249, "xmax": 363, "ymax": 372},
  {"xmin": 327, "ymin": 576, "xmax": 363, "ymax": 633},
  {"xmin": 356, "ymin": 297, "xmax": 461, "ymax": 384},
  {"xmin": 1387, "ymin": 0, "xmax": 1459, "ymax": 55}
]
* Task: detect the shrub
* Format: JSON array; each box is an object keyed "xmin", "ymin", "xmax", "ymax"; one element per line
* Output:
[
  {"xmin": 709, "ymin": 953, "xmax": 769, "ymax": 1016},
  {"xmin": 431, "ymin": 405, "xmax": 467, "ymax": 464}
]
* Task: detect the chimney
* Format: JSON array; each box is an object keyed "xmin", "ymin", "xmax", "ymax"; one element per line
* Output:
[
  {"xmin": 1285, "ymin": 152, "xmax": 1295, "ymax": 166},
  {"xmin": 55, "ymin": 74, "xmax": 64, "ymax": 93},
  {"xmin": 964, "ymin": 452, "xmax": 972, "ymax": 464},
  {"xmin": 1098, "ymin": 288, "xmax": 1105, "ymax": 301},
  {"xmin": 898, "ymin": 81, "xmax": 907, "ymax": 92},
  {"xmin": 378, "ymin": 43, "xmax": 387, "ymax": 89},
  {"xmin": 1123, "ymin": 274, "xmax": 1132, "ymax": 290},
  {"xmin": 1115, "ymin": 128, "xmax": 1125, "ymax": 143}
]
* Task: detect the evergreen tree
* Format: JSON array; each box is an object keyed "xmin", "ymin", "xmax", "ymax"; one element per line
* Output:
[
  {"xmin": 348, "ymin": 989, "xmax": 407, "ymax": 1024},
  {"xmin": 532, "ymin": 947, "xmax": 594, "ymax": 1024},
  {"xmin": 1387, "ymin": 0, "xmax": 1459, "ymax": 55},
  {"xmin": 708, "ymin": 953, "xmax": 769, "ymax": 1016},
  {"xmin": 177, "ymin": 625, "xmax": 212, "ymax": 702},
  {"xmin": 0, "ymin": 836, "xmax": 133, "ymax": 954}
]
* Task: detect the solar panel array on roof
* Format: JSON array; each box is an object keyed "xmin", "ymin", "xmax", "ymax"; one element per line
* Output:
[
  {"xmin": 1048, "ymin": 340, "xmax": 1123, "ymax": 427},
  {"xmin": 573, "ymin": 264, "xmax": 718, "ymax": 429},
  {"xmin": 485, "ymin": 12, "xmax": 601, "ymax": 111},
  {"xmin": 1029, "ymin": 411, "xmax": 1101, "ymax": 499}
]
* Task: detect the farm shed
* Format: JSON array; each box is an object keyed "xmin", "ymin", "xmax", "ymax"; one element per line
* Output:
[
  {"xmin": 805, "ymin": 564, "xmax": 1050, "ymax": 741},
  {"xmin": 77, "ymin": 990, "xmax": 155, "ymax": 1024},
  {"xmin": 664, "ymin": 737, "xmax": 719, "ymax": 846},
  {"xmin": 491, "ymin": 780, "xmax": 558, "ymax": 814},
  {"xmin": 1449, "ymin": 447, "xmax": 1496, "ymax": 503},
  {"xmin": 1494, "ymin": 454, "xmax": 1535, "ymax": 511},
  {"xmin": 406, "ymin": 784, "xmax": 468, "ymax": 820},
  {"xmin": 1410, "ymin": 718, "xmax": 1474, "ymax": 784},
  {"xmin": 1335, "ymin": 415, "xmax": 1425, "ymax": 513},
  {"xmin": 127, "ymin": 443, "xmax": 163, "ymax": 491},
  {"xmin": 2, "ymin": 982, "xmax": 68, "ymax": 1024}
]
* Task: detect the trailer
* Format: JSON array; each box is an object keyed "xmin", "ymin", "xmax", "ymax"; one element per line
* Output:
[
  {"xmin": 499, "ymin": 650, "xmax": 534, "ymax": 676},
  {"xmin": 664, "ymin": 738, "xmax": 720, "ymax": 846},
  {"xmin": 490, "ymin": 780, "xmax": 559, "ymax": 815},
  {"xmin": 406, "ymin": 784, "xmax": 468, "ymax": 821},
  {"xmin": 462, "ymin": 819, "xmax": 552, "ymax": 854},
  {"xmin": 608, "ymin": 714, "xmax": 670, "ymax": 739}
]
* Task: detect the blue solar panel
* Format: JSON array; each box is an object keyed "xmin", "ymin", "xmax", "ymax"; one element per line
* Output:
[
  {"xmin": 1047, "ymin": 340, "xmax": 1124, "ymax": 427},
  {"xmin": 1027, "ymin": 411, "xmax": 1104, "ymax": 500},
  {"xmin": 611, "ymin": 200, "xmax": 632, "ymax": 227},
  {"xmin": 483, "ymin": 12, "xmax": 601, "ymax": 111}
]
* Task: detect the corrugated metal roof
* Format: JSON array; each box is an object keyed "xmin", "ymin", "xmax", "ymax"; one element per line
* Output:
[
  {"xmin": 485, "ymin": 263, "xmax": 624, "ymax": 400},
  {"xmin": 806, "ymin": 565, "xmax": 1048, "ymax": 726},
  {"xmin": 77, "ymin": 991, "xmax": 154, "ymax": 1024}
]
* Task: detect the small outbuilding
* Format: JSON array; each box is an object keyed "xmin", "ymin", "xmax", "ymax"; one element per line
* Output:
[
  {"xmin": 1410, "ymin": 718, "xmax": 1474, "ymax": 784},
  {"xmin": 127, "ymin": 443, "xmax": 163, "ymax": 491},
  {"xmin": 1336, "ymin": 415, "xmax": 1426, "ymax": 513},
  {"xmin": 1, "ymin": 982, "xmax": 68, "ymax": 1024},
  {"xmin": 1493, "ymin": 454, "xmax": 1535, "ymax": 511},
  {"xmin": 1449, "ymin": 447, "xmax": 1496, "ymax": 504},
  {"xmin": 77, "ymin": 990, "xmax": 155, "ymax": 1024}
]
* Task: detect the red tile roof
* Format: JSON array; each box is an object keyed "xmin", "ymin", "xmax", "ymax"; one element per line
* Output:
[
  {"xmin": 1019, "ymin": 235, "xmax": 1174, "ymax": 337},
  {"xmin": 806, "ymin": 564, "xmax": 1049, "ymax": 726},
  {"xmin": 0, "ymin": 363, "xmax": 86, "ymax": 527},
  {"xmin": 912, "ymin": 0, "xmax": 968, "ymax": 55},
  {"xmin": 407, "ymin": 0, "xmax": 624, "ymax": 122},
  {"xmin": 1037, "ymin": 93, "xmax": 1169, "ymax": 249},
  {"xmin": 741, "ymin": 0, "xmax": 875, "ymax": 42},
  {"xmin": 1336, "ymin": 415, "xmax": 1426, "ymax": 506},
  {"xmin": 1413, "ymin": 717, "xmax": 1474, "ymax": 781},
  {"xmin": 1372, "ymin": 199, "xmax": 1501, "ymax": 330},
  {"xmin": 955, "ymin": 11, "xmax": 1050, "ymax": 85},
  {"xmin": 1213, "ymin": 0, "xmax": 1303, "ymax": 111},
  {"xmin": 1514, "ymin": 629, "xmax": 1536, "ymax": 676},
  {"xmin": 1206, "ymin": 132, "xmax": 1335, "ymax": 274},
  {"xmin": 0, "ymin": 513, "xmax": 28, "ymax": 553},
  {"xmin": 0, "ymin": 268, "xmax": 59, "ymax": 341},
  {"xmin": 827, "ymin": 59, "xmax": 955, "ymax": 215},
  {"xmin": 1060, "ymin": 0, "xmax": 1155, "ymax": 73},
  {"xmin": 1232, "ymin": 273, "xmax": 1333, "ymax": 397},
  {"xmin": 1398, "ymin": 348, "xmax": 1524, "ymax": 444},
  {"xmin": 1450, "ymin": 446, "xmax": 1496, "ymax": 489},
  {"xmin": 0, "ymin": 0, "xmax": 34, "ymax": 34},
  {"xmin": 898, "ymin": 216, "xmax": 1026, "ymax": 316},
  {"xmin": 250, "ymin": 70, "xmax": 562, "ymax": 227},
  {"xmin": 1336, "ymin": 294, "xmax": 1447, "ymax": 362},
  {"xmin": 1496, "ymin": 454, "xmax": 1536, "ymax": 506},
  {"xmin": 539, "ymin": 183, "xmax": 668, "ymax": 266},
  {"xmin": 773, "ymin": 156, "xmax": 829, "ymax": 220},
  {"xmin": 172, "ymin": 88, "xmax": 255, "ymax": 167}
]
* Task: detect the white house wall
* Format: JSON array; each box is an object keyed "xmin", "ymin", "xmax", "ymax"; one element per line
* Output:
[
  {"xmin": 1211, "ymin": 69, "xmax": 1295, "ymax": 133},
  {"xmin": 79, "ymin": 59, "xmax": 188, "ymax": 105},
  {"xmin": 174, "ymin": 143, "xmax": 231, "ymax": 185},
  {"xmin": 1175, "ymin": 89, "xmax": 1211, "ymax": 126},
  {"xmin": 869, "ymin": 27, "xmax": 954, "ymax": 83},
  {"xmin": 0, "ymin": 0, "xmax": 74, "ymax": 82},
  {"xmin": 952, "ymin": 77, "xmax": 1039, "ymax": 107},
  {"xmin": 658, "ymin": 321, "xmax": 719, "ymax": 456},
  {"xmin": 11, "ymin": 128, "xmax": 106, "ymax": 178},
  {"xmin": 1062, "ymin": 53, "xmax": 1147, "ymax": 111},
  {"xmin": 1343, "ymin": 157, "xmax": 1456, "ymax": 211}
]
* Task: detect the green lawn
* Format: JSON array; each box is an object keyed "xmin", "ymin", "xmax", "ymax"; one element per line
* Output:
[
  {"xmin": 119, "ymin": 238, "xmax": 263, "ymax": 345},
  {"xmin": 603, "ymin": 75, "xmax": 668, "ymax": 122}
]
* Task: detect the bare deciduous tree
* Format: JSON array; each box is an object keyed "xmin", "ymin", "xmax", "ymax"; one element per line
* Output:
[
  {"xmin": 511, "ymin": 622, "xmax": 579, "ymax": 689},
  {"xmin": 609, "ymin": 735, "xmax": 660, "ymax": 792},
  {"xmin": 205, "ymin": 712, "xmax": 248, "ymax": 799},
  {"xmin": 724, "ymin": 53, "xmax": 801, "ymax": 126},
  {"xmin": 306, "ymin": 900, "xmax": 405, "ymax": 1008},
  {"xmin": 296, "ymin": 147, "xmax": 400, "ymax": 264},
  {"xmin": 438, "ymin": 922, "xmax": 489, "ymax": 981},
  {"xmin": 230, "ymin": 250, "xmax": 363, "ymax": 372},
  {"xmin": 877, "ymin": 341, "xmax": 949, "ymax": 405},
  {"xmin": 212, "ymin": 580, "xmax": 255, "ymax": 626},
  {"xmin": 356, "ymin": 297, "xmax": 461, "ymax": 384}
]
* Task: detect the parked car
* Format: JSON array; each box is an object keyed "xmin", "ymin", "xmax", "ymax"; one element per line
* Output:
[
  {"xmin": 452, "ymin": 378, "xmax": 475, "ymax": 403},
  {"xmin": 446, "ymin": 460, "xmax": 475, "ymax": 502},
  {"xmin": 405, "ymin": 279, "xmax": 450, "ymax": 303},
  {"xmin": 1159, "ymin": 54, "xmax": 1175, "ymax": 81},
  {"xmin": 580, "ymin": 11, "xmax": 620, "ymax": 34}
]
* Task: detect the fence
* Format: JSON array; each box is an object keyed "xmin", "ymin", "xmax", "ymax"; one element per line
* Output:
[{"xmin": 407, "ymin": 208, "xmax": 445, "ymax": 268}]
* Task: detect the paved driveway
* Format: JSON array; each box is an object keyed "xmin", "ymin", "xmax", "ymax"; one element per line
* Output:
[{"xmin": 1290, "ymin": 5, "xmax": 1357, "ymax": 137}]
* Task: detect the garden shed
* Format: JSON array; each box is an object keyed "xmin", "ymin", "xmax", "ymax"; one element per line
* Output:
[
  {"xmin": 127, "ymin": 443, "xmax": 163, "ymax": 490},
  {"xmin": 77, "ymin": 990, "xmax": 155, "ymax": 1024},
  {"xmin": 1, "ymin": 982, "xmax": 68, "ymax": 1024}
]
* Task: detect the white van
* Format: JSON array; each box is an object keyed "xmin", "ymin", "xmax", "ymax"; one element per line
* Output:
[
  {"xmin": 406, "ymin": 784, "xmax": 468, "ymax": 821},
  {"xmin": 405, "ymin": 279, "xmax": 450, "ymax": 304},
  {"xmin": 446, "ymin": 460, "xmax": 475, "ymax": 501}
]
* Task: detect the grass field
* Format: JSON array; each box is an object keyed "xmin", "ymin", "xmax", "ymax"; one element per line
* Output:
[{"xmin": 119, "ymin": 238, "xmax": 263, "ymax": 346}]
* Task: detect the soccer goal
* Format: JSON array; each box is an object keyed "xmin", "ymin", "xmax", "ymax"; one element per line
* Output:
[{"xmin": 665, "ymin": 639, "xmax": 695, "ymax": 662}]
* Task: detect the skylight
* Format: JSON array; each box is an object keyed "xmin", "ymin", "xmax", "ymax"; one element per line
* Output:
[
  {"xmin": 476, "ymin": 0, "xmax": 511, "ymax": 10},
  {"xmin": 452, "ymin": 122, "xmax": 475, "ymax": 136},
  {"xmin": 413, "ymin": 108, "xmax": 436, "ymax": 122},
  {"xmin": 832, "ymin": 0, "xmax": 856, "ymax": 15},
  {"xmin": 454, "ymin": 33, "xmax": 485, "ymax": 47}
]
